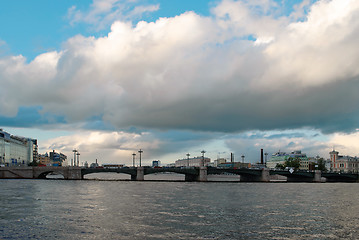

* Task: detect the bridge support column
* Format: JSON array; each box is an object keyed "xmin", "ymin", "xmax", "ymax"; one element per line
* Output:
[
  {"xmin": 261, "ymin": 168, "xmax": 270, "ymax": 182},
  {"xmin": 197, "ymin": 167, "xmax": 207, "ymax": 182},
  {"xmin": 136, "ymin": 167, "xmax": 144, "ymax": 181},
  {"xmin": 313, "ymin": 170, "xmax": 322, "ymax": 183},
  {"xmin": 66, "ymin": 167, "xmax": 82, "ymax": 180}
]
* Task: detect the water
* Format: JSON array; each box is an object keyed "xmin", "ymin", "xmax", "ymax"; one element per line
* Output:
[{"xmin": 1, "ymin": 179, "xmax": 359, "ymax": 239}]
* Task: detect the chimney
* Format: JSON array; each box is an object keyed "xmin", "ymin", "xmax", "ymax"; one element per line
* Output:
[{"xmin": 261, "ymin": 149, "xmax": 264, "ymax": 164}]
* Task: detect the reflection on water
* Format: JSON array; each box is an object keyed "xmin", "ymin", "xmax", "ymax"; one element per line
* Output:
[{"xmin": 1, "ymin": 180, "xmax": 359, "ymax": 239}]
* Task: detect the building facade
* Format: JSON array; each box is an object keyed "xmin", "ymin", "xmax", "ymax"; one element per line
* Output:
[
  {"xmin": 217, "ymin": 162, "xmax": 251, "ymax": 168},
  {"xmin": 49, "ymin": 150, "xmax": 67, "ymax": 166},
  {"xmin": 175, "ymin": 156, "xmax": 210, "ymax": 167},
  {"xmin": 0, "ymin": 129, "xmax": 38, "ymax": 166},
  {"xmin": 38, "ymin": 153, "xmax": 51, "ymax": 166},
  {"xmin": 330, "ymin": 150, "xmax": 359, "ymax": 173},
  {"xmin": 266, "ymin": 150, "xmax": 309, "ymax": 170},
  {"xmin": 152, "ymin": 160, "xmax": 161, "ymax": 167}
]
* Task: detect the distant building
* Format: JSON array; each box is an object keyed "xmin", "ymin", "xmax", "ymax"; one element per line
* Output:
[
  {"xmin": 152, "ymin": 160, "xmax": 161, "ymax": 167},
  {"xmin": 266, "ymin": 150, "xmax": 309, "ymax": 170},
  {"xmin": 49, "ymin": 150, "xmax": 67, "ymax": 166},
  {"xmin": 90, "ymin": 159, "xmax": 99, "ymax": 168},
  {"xmin": 38, "ymin": 153, "xmax": 51, "ymax": 166},
  {"xmin": 214, "ymin": 158, "xmax": 227, "ymax": 167},
  {"xmin": 330, "ymin": 150, "xmax": 359, "ymax": 173},
  {"xmin": 217, "ymin": 162, "xmax": 251, "ymax": 168},
  {"xmin": 175, "ymin": 156, "xmax": 210, "ymax": 167},
  {"xmin": 0, "ymin": 129, "xmax": 38, "ymax": 166}
]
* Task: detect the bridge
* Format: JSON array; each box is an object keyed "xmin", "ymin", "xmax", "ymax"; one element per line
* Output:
[{"xmin": 1, "ymin": 166, "xmax": 359, "ymax": 182}]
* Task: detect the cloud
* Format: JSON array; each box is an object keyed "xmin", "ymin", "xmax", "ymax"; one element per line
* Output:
[
  {"xmin": 67, "ymin": 0, "xmax": 159, "ymax": 30},
  {"xmin": 224, "ymin": 129, "xmax": 331, "ymax": 162},
  {"xmin": 40, "ymin": 130, "xmax": 161, "ymax": 165},
  {"xmin": 1, "ymin": 0, "xmax": 359, "ymax": 138}
]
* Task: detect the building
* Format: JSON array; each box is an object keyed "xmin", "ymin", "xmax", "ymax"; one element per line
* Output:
[
  {"xmin": 175, "ymin": 156, "xmax": 211, "ymax": 167},
  {"xmin": 152, "ymin": 160, "xmax": 161, "ymax": 167},
  {"xmin": 266, "ymin": 150, "xmax": 309, "ymax": 170},
  {"xmin": 217, "ymin": 162, "xmax": 251, "ymax": 168},
  {"xmin": 38, "ymin": 153, "xmax": 51, "ymax": 166},
  {"xmin": 213, "ymin": 158, "xmax": 227, "ymax": 167},
  {"xmin": 330, "ymin": 150, "xmax": 359, "ymax": 173},
  {"xmin": 49, "ymin": 150, "xmax": 67, "ymax": 166},
  {"xmin": 0, "ymin": 129, "xmax": 38, "ymax": 166}
]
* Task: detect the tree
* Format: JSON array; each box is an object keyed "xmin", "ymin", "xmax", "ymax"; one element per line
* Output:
[
  {"xmin": 284, "ymin": 157, "xmax": 301, "ymax": 170},
  {"xmin": 314, "ymin": 158, "xmax": 327, "ymax": 172},
  {"xmin": 275, "ymin": 163, "xmax": 285, "ymax": 170}
]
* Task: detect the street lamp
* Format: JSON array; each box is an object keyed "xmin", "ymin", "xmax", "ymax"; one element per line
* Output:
[
  {"xmin": 264, "ymin": 153, "xmax": 268, "ymax": 165},
  {"xmin": 201, "ymin": 150, "xmax": 206, "ymax": 167},
  {"xmin": 132, "ymin": 153, "xmax": 136, "ymax": 167},
  {"xmin": 72, "ymin": 149, "xmax": 77, "ymax": 166},
  {"xmin": 186, "ymin": 153, "xmax": 190, "ymax": 167},
  {"xmin": 138, "ymin": 149, "xmax": 143, "ymax": 167},
  {"xmin": 76, "ymin": 152, "xmax": 80, "ymax": 166}
]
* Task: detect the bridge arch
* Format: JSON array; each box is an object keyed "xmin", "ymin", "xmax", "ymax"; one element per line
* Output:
[{"xmin": 37, "ymin": 171, "xmax": 65, "ymax": 179}]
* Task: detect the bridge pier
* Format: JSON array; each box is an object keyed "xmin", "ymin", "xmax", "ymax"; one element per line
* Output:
[
  {"xmin": 136, "ymin": 167, "xmax": 144, "ymax": 181},
  {"xmin": 198, "ymin": 167, "xmax": 208, "ymax": 182},
  {"xmin": 313, "ymin": 170, "xmax": 322, "ymax": 183},
  {"xmin": 286, "ymin": 170, "xmax": 322, "ymax": 183},
  {"xmin": 184, "ymin": 167, "xmax": 208, "ymax": 182},
  {"xmin": 66, "ymin": 167, "xmax": 82, "ymax": 180}
]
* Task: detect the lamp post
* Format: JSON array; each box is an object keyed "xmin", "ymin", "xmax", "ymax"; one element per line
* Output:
[
  {"xmin": 264, "ymin": 152, "xmax": 268, "ymax": 166},
  {"xmin": 201, "ymin": 150, "xmax": 206, "ymax": 167},
  {"xmin": 186, "ymin": 153, "xmax": 190, "ymax": 167},
  {"xmin": 72, "ymin": 149, "xmax": 77, "ymax": 166},
  {"xmin": 77, "ymin": 152, "xmax": 80, "ymax": 166},
  {"xmin": 138, "ymin": 149, "xmax": 143, "ymax": 167},
  {"xmin": 132, "ymin": 153, "xmax": 136, "ymax": 167}
]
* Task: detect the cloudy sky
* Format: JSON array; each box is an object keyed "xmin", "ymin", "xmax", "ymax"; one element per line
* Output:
[{"xmin": 1, "ymin": 0, "xmax": 359, "ymax": 166}]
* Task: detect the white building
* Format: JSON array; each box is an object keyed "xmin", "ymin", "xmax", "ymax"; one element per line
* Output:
[
  {"xmin": 175, "ymin": 156, "xmax": 210, "ymax": 167},
  {"xmin": 0, "ymin": 129, "xmax": 38, "ymax": 166},
  {"xmin": 266, "ymin": 150, "xmax": 309, "ymax": 170},
  {"xmin": 330, "ymin": 150, "xmax": 359, "ymax": 173}
]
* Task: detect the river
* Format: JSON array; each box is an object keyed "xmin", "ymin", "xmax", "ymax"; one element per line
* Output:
[{"xmin": 1, "ymin": 177, "xmax": 359, "ymax": 239}]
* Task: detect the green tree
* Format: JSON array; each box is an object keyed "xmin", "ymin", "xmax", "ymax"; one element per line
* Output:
[
  {"xmin": 284, "ymin": 157, "xmax": 301, "ymax": 170},
  {"xmin": 316, "ymin": 158, "xmax": 327, "ymax": 172},
  {"xmin": 275, "ymin": 163, "xmax": 285, "ymax": 170}
]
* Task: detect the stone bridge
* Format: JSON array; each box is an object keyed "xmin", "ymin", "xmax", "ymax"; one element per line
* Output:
[
  {"xmin": 0, "ymin": 166, "xmax": 82, "ymax": 180},
  {"xmin": 1, "ymin": 166, "xmax": 359, "ymax": 182}
]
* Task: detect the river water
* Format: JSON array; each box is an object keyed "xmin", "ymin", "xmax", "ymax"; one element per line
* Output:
[{"xmin": 1, "ymin": 176, "xmax": 359, "ymax": 239}]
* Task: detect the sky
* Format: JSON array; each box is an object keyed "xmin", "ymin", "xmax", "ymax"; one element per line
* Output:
[{"xmin": 1, "ymin": 0, "xmax": 359, "ymax": 166}]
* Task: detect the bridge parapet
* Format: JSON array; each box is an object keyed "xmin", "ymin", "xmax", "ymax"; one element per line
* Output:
[
  {"xmin": 0, "ymin": 167, "xmax": 33, "ymax": 179},
  {"xmin": 34, "ymin": 166, "xmax": 82, "ymax": 179},
  {"xmin": 270, "ymin": 170, "xmax": 322, "ymax": 182},
  {"xmin": 322, "ymin": 172, "xmax": 359, "ymax": 182}
]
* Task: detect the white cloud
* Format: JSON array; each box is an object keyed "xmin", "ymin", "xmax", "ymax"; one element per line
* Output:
[
  {"xmin": 263, "ymin": 0, "xmax": 359, "ymax": 87},
  {"xmin": 40, "ymin": 130, "xmax": 162, "ymax": 165},
  {"xmin": 67, "ymin": 0, "xmax": 159, "ymax": 30},
  {"xmin": 2, "ymin": 0, "xmax": 359, "ymax": 161},
  {"xmin": 329, "ymin": 132, "xmax": 359, "ymax": 157}
]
